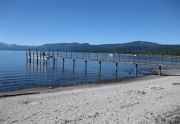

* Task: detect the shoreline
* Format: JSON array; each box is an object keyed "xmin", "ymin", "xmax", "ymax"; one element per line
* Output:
[
  {"xmin": 0, "ymin": 75, "xmax": 163, "ymax": 97},
  {"xmin": 0, "ymin": 70, "xmax": 174, "ymax": 98},
  {"xmin": 1, "ymin": 68, "xmax": 180, "ymax": 97}
]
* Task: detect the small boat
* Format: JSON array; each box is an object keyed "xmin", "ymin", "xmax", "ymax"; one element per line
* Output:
[{"xmin": 108, "ymin": 54, "xmax": 113, "ymax": 57}]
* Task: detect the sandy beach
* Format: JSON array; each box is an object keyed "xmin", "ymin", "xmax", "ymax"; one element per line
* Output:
[{"xmin": 0, "ymin": 74, "xmax": 180, "ymax": 124}]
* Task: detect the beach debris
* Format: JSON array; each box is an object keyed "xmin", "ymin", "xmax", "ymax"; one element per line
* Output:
[
  {"xmin": 172, "ymin": 82, "xmax": 180, "ymax": 85},
  {"xmin": 11, "ymin": 120, "xmax": 18, "ymax": 123},
  {"xmin": 22, "ymin": 101, "xmax": 29, "ymax": 104},
  {"xmin": 74, "ymin": 83, "xmax": 79, "ymax": 85},
  {"xmin": 0, "ymin": 92, "xmax": 40, "ymax": 98},
  {"xmin": 127, "ymin": 90, "xmax": 146, "ymax": 95},
  {"xmin": 0, "ymin": 119, "xmax": 5, "ymax": 123},
  {"xmin": 155, "ymin": 96, "xmax": 164, "ymax": 100},
  {"xmin": 142, "ymin": 91, "xmax": 146, "ymax": 94},
  {"xmin": 151, "ymin": 87, "xmax": 164, "ymax": 90},
  {"xmin": 48, "ymin": 86, "xmax": 54, "ymax": 89},
  {"xmin": 120, "ymin": 102, "xmax": 140, "ymax": 109}
]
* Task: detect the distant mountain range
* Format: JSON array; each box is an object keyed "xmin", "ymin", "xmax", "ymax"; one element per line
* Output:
[{"xmin": 0, "ymin": 41, "xmax": 180, "ymax": 55}]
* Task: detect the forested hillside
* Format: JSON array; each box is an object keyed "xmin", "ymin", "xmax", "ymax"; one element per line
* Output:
[{"xmin": 0, "ymin": 41, "xmax": 180, "ymax": 56}]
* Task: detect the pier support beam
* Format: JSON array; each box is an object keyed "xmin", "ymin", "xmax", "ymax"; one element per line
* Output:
[
  {"xmin": 159, "ymin": 66, "xmax": 161, "ymax": 76},
  {"xmin": 53, "ymin": 57, "xmax": 55, "ymax": 68},
  {"xmin": 29, "ymin": 49, "xmax": 31, "ymax": 63},
  {"xmin": 115, "ymin": 62, "xmax": 118, "ymax": 75},
  {"xmin": 32, "ymin": 53, "xmax": 34, "ymax": 67},
  {"xmin": 62, "ymin": 58, "xmax": 64, "ymax": 71},
  {"xmin": 40, "ymin": 52, "xmax": 41, "ymax": 64},
  {"xmin": 85, "ymin": 60, "xmax": 87, "ymax": 75},
  {"xmin": 99, "ymin": 61, "xmax": 101, "ymax": 75},
  {"xmin": 73, "ymin": 59, "xmax": 75, "ymax": 73},
  {"xmin": 36, "ymin": 49, "xmax": 38, "ymax": 65},
  {"xmin": 135, "ymin": 64, "xmax": 138, "ymax": 77}
]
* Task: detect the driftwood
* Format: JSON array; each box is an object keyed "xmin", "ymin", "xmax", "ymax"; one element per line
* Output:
[{"xmin": 0, "ymin": 92, "xmax": 40, "ymax": 98}]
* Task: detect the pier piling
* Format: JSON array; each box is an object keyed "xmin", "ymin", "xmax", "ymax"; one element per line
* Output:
[
  {"xmin": 28, "ymin": 49, "xmax": 31, "ymax": 63},
  {"xmin": 40, "ymin": 52, "xmax": 41, "ymax": 64},
  {"xmin": 36, "ymin": 49, "xmax": 38, "ymax": 64},
  {"xmin": 53, "ymin": 57, "xmax": 55, "ymax": 68},
  {"xmin": 73, "ymin": 59, "xmax": 75, "ymax": 73},
  {"xmin": 85, "ymin": 60, "xmax": 87, "ymax": 75},
  {"xmin": 115, "ymin": 62, "xmax": 118, "ymax": 75},
  {"xmin": 99, "ymin": 61, "xmax": 101, "ymax": 75},
  {"xmin": 62, "ymin": 58, "xmax": 64, "ymax": 71},
  {"xmin": 33, "ymin": 51, "xmax": 35, "ymax": 64},
  {"xmin": 135, "ymin": 64, "xmax": 138, "ymax": 77},
  {"xmin": 159, "ymin": 66, "xmax": 161, "ymax": 76}
]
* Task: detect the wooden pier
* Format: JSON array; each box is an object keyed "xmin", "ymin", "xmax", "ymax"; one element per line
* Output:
[{"xmin": 26, "ymin": 49, "xmax": 180, "ymax": 76}]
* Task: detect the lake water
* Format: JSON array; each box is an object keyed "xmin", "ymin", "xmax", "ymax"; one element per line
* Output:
[{"xmin": 0, "ymin": 50, "xmax": 175, "ymax": 93}]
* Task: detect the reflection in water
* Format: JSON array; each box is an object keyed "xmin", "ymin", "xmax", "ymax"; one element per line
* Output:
[
  {"xmin": 2, "ymin": 51, "xmax": 179, "ymax": 92},
  {"xmin": 26, "ymin": 58, "xmax": 50, "ymax": 72},
  {"xmin": 25, "ymin": 57, "xmax": 99, "ymax": 88}
]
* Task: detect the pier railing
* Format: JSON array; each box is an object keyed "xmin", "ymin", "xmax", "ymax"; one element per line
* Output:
[
  {"xmin": 26, "ymin": 50, "xmax": 180, "ymax": 76},
  {"xmin": 57, "ymin": 52, "xmax": 180, "ymax": 66},
  {"xmin": 27, "ymin": 50, "xmax": 180, "ymax": 66}
]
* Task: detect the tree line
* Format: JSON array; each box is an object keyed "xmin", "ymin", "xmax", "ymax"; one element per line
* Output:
[{"xmin": 75, "ymin": 48, "xmax": 180, "ymax": 56}]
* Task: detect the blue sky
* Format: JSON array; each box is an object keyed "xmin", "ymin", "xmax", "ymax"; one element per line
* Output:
[{"xmin": 0, "ymin": 0, "xmax": 180, "ymax": 45}]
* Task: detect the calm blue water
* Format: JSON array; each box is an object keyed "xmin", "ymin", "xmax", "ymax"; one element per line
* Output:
[{"xmin": 0, "ymin": 50, "xmax": 172, "ymax": 93}]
